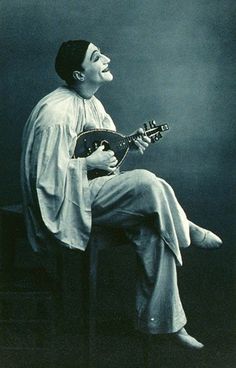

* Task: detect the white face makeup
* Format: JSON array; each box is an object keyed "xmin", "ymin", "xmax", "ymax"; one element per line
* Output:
[{"xmin": 80, "ymin": 43, "xmax": 113, "ymax": 86}]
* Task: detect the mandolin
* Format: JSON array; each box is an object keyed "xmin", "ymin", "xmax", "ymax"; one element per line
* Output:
[{"xmin": 74, "ymin": 120, "xmax": 169, "ymax": 179}]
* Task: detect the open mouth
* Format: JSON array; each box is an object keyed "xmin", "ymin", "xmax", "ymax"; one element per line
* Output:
[{"xmin": 102, "ymin": 67, "xmax": 110, "ymax": 73}]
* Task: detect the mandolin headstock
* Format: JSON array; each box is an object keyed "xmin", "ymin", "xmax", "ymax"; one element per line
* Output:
[{"xmin": 144, "ymin": 120, "xmax": 169, "ymax": 143}]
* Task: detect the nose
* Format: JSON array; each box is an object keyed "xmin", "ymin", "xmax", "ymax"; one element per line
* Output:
[{"xmin": 101, "ymin": 53, "xmax": 110, "ymax": 63}]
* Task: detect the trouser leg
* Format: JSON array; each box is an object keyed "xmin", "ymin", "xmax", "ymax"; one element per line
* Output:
[
  {"xmin": 91, "ymin": 170, "xmax": 190, "ymax": 265},
  {"xmin": 124, "ymin": 223, "xmax": 186, "ymax": 334},
  {"xmin": 91, "ymin": 170, "xmax": 188, "ymax": 334}
]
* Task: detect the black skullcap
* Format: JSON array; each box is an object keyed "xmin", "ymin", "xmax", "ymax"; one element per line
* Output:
[{"xmin": 55, "ymin": 40, "xmax": 90, "ymax": 84}]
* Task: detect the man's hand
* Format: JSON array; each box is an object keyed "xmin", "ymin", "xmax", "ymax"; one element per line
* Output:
[
  {"xmin": 132, "ymin": 128, "xmax": 151, "ymax": 154},
  {"xmin": 85, "ymin": 145, "xmax": 118, "ymax": 173}
]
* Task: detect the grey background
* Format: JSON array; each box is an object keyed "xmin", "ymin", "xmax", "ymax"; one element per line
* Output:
[
  {"xmin": 1, "ymin": 1, "xmax": 235, "ymax": 223},
  {"xmin": 0, "ymin": 0, "xmax": 235, "ymax": 359}
]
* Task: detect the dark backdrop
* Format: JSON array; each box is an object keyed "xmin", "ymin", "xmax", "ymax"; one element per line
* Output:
[{"xmin": 1, "ymin": 0, "xmax": 235, "ymax": 355}]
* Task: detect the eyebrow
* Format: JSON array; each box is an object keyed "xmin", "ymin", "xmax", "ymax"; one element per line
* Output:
[{"xmin": 90, "ymin": 48, "xmax": 101, "ymax": 61}]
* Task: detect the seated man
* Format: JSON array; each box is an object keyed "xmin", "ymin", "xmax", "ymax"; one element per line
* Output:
[{"xmin": 21, "ymin": 39, "xmax": 222, "ymax": 349}]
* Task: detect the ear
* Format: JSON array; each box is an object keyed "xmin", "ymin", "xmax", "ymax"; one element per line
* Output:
[{"xmin": 73, "ymin": 70, "xmax": 85, "ymax": 82}]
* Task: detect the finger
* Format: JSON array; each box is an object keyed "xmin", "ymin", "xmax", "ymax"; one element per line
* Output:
[
  {"xmin": 106, "ymin": 154, "xmax": 116, "ymax": 163},
  {"xmin": 137, "ymin": 137, "xmax": 149, "ymax": 148},
  {"xmin": 139, "ymin": 147, "xmax": 144, "ymax": 154},
  {"xmin": 139, "ymin": 140, "xmax": 149, "ymax": 148},
  {"xmin": 137, "ymin": 127, "xmax": 144, "ymax": 134},
  {"xmin": 142, "ymin": 135, "xmax": 151, "ymax": 143},
  {"xmin": 109, "ymin": 155, "xmax": 118, "ymax": 162},
  {"xmin": 137, "ymin": 134, "xmax": 150, "ymax": 144},
  {"xmin": 133, "ymin": 139, "xmax": 140, "ymax": 149},
  {"xmin": 107, "ymin": 166, "xmax": 117, "ymax": 173},
  {"xmin": 134, "ymin": 140, "xmax": 145, "ymax": 154},
  {"xmin": 107, "ymin": 150, "xmax": 115, "ymax": 157},
  {"xmin": 134, "ymin": 139, "xmax": 143, "ymax": 149},
  {"xmin": 135, "ymin": 139, "xmax": 144, "ymax": 148},
  {"xmin": 113, "ymin": 159, "xmax": 119, "ymax": 166},
  {"xmin": 110, "ymin": 162, "xmax": 118, "ymax": 168},
  {"xmin": 97, "ymin": 145, "xmax": 105, "ymax": 151},
  {"xmin": 109, "ymin": 157, "xmax": 118, "ymax": 165}
]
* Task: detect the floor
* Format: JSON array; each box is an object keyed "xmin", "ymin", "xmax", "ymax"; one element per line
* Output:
[
  {"xmin": 1, "ymin": 319, "xmax": 234, "ymax": 368},
  {"xmin": 0, "ymin": 235, "xmax": 235, "ymax": 368}
]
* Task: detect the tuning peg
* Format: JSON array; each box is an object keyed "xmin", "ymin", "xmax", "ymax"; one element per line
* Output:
[
  {"xmin": 149, "ymin": 120, "xmax": 156, "ymax": 129},
  {"xmin": 151, "ymin": 135, "xmax": 160, "ymax": 143},
  {"xmin": 151, "ymin": 132, "xmax": 162, "ymax": 143}
]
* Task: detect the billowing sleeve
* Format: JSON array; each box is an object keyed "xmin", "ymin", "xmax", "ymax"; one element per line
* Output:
[
  {"xmin": 34, "ymin": 123, "xmax": 92, "ymax": 249},
  {"xmin": 102, "ymin": 112, "xmax": 116, "ymax": 130}
]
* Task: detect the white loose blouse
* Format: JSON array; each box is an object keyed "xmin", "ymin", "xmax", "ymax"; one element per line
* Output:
[{"xmin": 21, "ymin": 86, "xmax": 116, "ymax": 252}]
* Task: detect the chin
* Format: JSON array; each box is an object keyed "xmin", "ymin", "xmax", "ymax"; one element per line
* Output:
[
  {"xmin": 108, "ymin": 74, "xmax": 113, "ymax": 81},
  {"xmin": 101, "ymin": 71, "xmax": 113, "ymax": 83},
  {"xmin": 105, "ymin": 72, "xmax": 113, "ymax": 82}
]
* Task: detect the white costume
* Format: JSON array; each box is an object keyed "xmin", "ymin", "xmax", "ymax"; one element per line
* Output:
[{"xmin": 21, "ymin": 86, "xmax": 191, "ymax": 333}]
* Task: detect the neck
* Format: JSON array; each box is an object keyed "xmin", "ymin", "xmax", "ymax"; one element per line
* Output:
[{"xmin": 71, "ymin": 81, "xmax": 100, "ymax": 99}]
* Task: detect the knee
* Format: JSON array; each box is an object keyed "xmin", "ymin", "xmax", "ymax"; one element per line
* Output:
[
  {"xmin": 134, "ymin": 170, "xmax": 174, "ymax": 198},
  {"xmin": 157, "ymin": 178, "xmax": 175, "ymax": 195},
  {"xmin": 133, "ymin": 170, "xmax": 159, "ymax": 199},
  {"xmin": 134, "ymin": 169, "xmax": 157, "ymax": 188}
]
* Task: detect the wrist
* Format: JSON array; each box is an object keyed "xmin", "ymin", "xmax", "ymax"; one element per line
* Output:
[
  {"xmin": 85, "ymin": 156, "xmax": 94, "ymax": 171},
  {"xmin": 85, "ymin": 157, "xmax": 90, "ymax": 170}
]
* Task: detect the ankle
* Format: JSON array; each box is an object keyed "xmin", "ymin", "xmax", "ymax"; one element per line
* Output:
[{"xmin": 189, "ymin": 222, "xmax": 206, "ymax": 242}]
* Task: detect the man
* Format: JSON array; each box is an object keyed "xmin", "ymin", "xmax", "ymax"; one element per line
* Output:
[{"xmin": 21, "ymin": 40, "xmax": 222, "ymax": 349}]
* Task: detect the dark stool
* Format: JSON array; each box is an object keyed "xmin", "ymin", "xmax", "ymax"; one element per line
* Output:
[
  {"xmin": 0, "ymin": 205, "xmax": 151, "ymax": 368},
  {"xmin": 61, "ymin": 225, "xmax": 151, "ymax": 368},
  {"xmin": 0, "ymin": 268, "xmax": 58, "ymax": 368},
  {"xmin": 0, "ymin": 205, "xmax": 60, "ymax": 368},
  {"xmin": 84, "ymin": 226, "xmax": 132, "ymax": 368}
]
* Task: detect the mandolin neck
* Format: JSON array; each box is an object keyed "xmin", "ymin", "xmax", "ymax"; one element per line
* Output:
[{"xmin": 124, "ymin": 123, "xmax": 169, "ymax": 148}]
